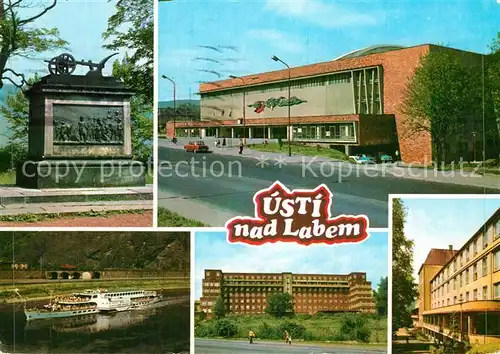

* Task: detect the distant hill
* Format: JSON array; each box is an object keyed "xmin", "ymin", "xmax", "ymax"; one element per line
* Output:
[
  {"xmin": 158, "ymin": 100, "xmax": 199, "ymax": 109},
  {"xmin": 0, "ymin": 232, "xmax": 190, "ymax": 271},
  {"xmin": 158, "ymin": 100, "xmax": 200, "ymax": 125}
]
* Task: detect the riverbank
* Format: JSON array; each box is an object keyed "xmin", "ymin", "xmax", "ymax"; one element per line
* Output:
[{"xmin": 0, "ymin": 278, "xmax": 189, "ymax": 303}]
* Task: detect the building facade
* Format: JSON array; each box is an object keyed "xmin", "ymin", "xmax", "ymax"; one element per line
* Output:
[
  {"xmin": 417, "ymin": 208, "xmax": 500, "ymax": 345},
  {"xmin": 166, "ymin": 44, "xmax": 492, "ymax": 164},
  {"xmin": 199, "ymin": 269, "xmax": 376, "ymax": 317}
]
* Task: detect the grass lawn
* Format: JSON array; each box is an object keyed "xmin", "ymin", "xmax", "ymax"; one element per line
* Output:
[
  {"xmin": 249, "ymin": 142, "xmax": 348, "ymax": 161},
  {"xmin": 196, "ymin": 313, "xmax": 387, "ymax": 344},
  {"xmin": 0, "ymin": 279, "xmax": 189, "ymax": 302},
  {"xmin": 158, "ymin": 207, "xmax": 207, "ymax": 227},
  {"xmin": 0, "ymin": 170, "xmax": 15, "ymax": 185}
]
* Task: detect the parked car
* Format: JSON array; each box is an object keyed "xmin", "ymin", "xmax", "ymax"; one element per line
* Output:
[
  {"xmin": 376, "ymin": 153, "xmax": 393, "ymax": 163},
  {"xmin": 349, "ymin": 154, "xmax": 376, "ymax": 164},
  {"xmin": 184, "ymin": 141, "xmax": 210, "ymax": 153}
]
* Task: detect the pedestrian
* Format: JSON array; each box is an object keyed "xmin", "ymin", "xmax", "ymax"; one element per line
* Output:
[
  {"xmin": 238, "ymin": 138, "xmax": 244, "ymax": 155},
  {"xmin": 284, "ymin": 330, "xmax": 289, "ymax": 344},
  {"xmin": 248, "ymin": 330, "xmax": 255, "ymax": 344},
  {"xmin": 278, "ymin": 137, "xmax": 283, "ymax": 150},
  {"xmin": 288, "ymin": 334, "xmax": 292, "ymax": 345},
  {"xmin": 222, "ymin": 137, "xmax": 226, "ymax": 147}
]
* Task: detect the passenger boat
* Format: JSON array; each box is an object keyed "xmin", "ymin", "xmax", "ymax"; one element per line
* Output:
[
  {"xmin": 24, "ymin": 292, "xmax": 100, "ymax": 321},
  {"xmin": 24, "ymin": 289, "xmax": 162, "ymax": 320},
  {"xmin": 95, "ymin": 289, "xmax": 162, "ymax": 312}
]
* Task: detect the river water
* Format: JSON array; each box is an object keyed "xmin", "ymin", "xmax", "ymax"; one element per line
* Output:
[{"xmin": 0, "ymin": 291, "xmax": 189, "ymax": 354}]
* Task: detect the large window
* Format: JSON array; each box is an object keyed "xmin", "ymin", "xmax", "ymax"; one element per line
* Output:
[
  {"xmin": 495, "ymin": 250, "xmax": 500, "ymax": 271},
  {"xmin": 496, "ymin": 219, "xmax": 500, "ymax": 239},
  {"xmin": 483, "ymin": 230, "xmax": 489, "ymax": 249},
  {"xmin": 293, "ymin": 123, "xmax": 356, "ymax": 142},
  {"xmin": 495, "ymin": 282, "xmax": 500, "ymax": 299},
  {"xmin": 483, "ymin": 257, "xmax": 488, "ymax": 276}
]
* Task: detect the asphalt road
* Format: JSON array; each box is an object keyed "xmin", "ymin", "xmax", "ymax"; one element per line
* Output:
[
  {"xmin": 195, "ymin": 339, "xmax": 387, "ymax": 353},
  {"xmin": 158, "ymin": 147, "xmax": 497, "ymax": 227}
]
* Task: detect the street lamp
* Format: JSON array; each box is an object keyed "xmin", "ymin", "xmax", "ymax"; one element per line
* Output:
[
  {"xmin": 229, "ymin": 75, "xmax": 247, "ymax": 145},
  {"xmin": 271, "ymin": 55, "xmax": 291, "ymax": 157},
  {"xmin": 472, "ymin": 132, "xmax": 477, "ymax": 162},
  {"xmin": 161, "ymin": 75, "xmax": 176, "ymax": 138}
]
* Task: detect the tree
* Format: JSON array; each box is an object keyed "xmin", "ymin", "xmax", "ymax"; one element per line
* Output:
[
  {"xmin": 402, "ymin": 50, "xmax": 480, "ymax": 166},
  {"xmin": 213, "ymin": 295, "xmax": 226, "ymax": 319},
  {"xmin": 392, "ymin": 199, "xmax": 418, "ymax": 332},
  {"xmin": 265, "ymin": 292, "xmax": 294, "ymax": 318},
  {"xmin": 103, "ymin": 0, "xmax": 153, "ymax": 162},
  {"xmin": 375, "ymin": 276, "xmax": 388, "ymax": 316},
  {"xmin": 487, "ymin": 34, "xmax": 500, "ymax": 156},
  {"xmin": 103, "ymin": 0, "xmax": 153, "ymax": 105},
  {"xmin": 0, "ymin": 0, "xmax": 67, "ymax": 88}
]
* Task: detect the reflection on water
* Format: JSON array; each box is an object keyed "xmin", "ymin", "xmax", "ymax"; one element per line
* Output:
[{"xmin": 0, "ymin": 293, "xmax": 189, "ymax": 353}]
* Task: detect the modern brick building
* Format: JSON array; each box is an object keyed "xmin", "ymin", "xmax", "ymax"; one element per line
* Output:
[
  {"xmin": 167, "ymin": 44, "xmax": 495, "ymax": 164},
  {"xmin": 416, "ymin": 208, "xmax": 500, "ymax": 345},
  {"xmin": 199, "ymin": 269, "xmax": 376, "ymax": 317}
]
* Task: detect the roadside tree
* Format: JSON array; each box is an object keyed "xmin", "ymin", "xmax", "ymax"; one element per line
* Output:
[
  {"xmin": 265, "ymin": 292, "xmax": 294, "ymax": 318},
  {"xmin": 213, "ymin": 295, "xmax": 226, "ymax": 319},
  {"xmin": 392, "ymin": 199, "xmax": 418, "ymax": 332},
  {"xmin": 375, "ymin": 276, "xmax": 388, "ymax": 316},
  {"xmin": 402, "ymin": 50, "xmax": 480, "ymax": 166}
]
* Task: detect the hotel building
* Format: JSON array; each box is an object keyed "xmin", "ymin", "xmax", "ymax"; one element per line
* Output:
[
  {"xmin": 166, "ymin": 44, "xmax": 497, "ymax": 164},
  {"xmin": 417, "ymin": 208, "xmax": 500, "ymax": 345},
  {"xmin": 199, "ymin": 269, "xmax": 376, "ymax": 317}
]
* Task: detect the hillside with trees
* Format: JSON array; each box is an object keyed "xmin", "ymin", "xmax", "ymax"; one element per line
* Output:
[{"xmin": 0, "ymin": 232, "xmax": 189, "ymax": 271}]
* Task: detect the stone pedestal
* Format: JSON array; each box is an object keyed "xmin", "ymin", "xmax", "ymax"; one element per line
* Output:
[{"xmin": 16, "ymin": 74, "xmax": 146, "ymax": 188}]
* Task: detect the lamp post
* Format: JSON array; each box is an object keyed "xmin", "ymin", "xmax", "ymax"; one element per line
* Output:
[
  {"xmin": 161, "ymin": 75, "xmax": 176, "ymax": 138},
  {"xmin": 229, "ymin": 75, "xmax": 246, "ymax": 145},
  {"xmin": 472, "ymin": 132, "xmax": 476, "ymax": 162},
  {"xmin": 271, "ymin": 55, "xmax": 291, "ymax": 157}
]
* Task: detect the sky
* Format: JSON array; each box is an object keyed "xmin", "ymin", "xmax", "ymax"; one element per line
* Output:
[
  {"xmin": 401, "ymin": 197, "xmax": 500, "ymax": 282},
  {"xmin": 158, "ymin": 0, "xmax": 500, "ymax": 101},
  {"xmin": 194, "ymin": 230, "xmax": 388, "ymax": 299}
]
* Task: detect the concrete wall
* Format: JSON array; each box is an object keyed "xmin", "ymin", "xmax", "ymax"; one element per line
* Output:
[{"xmin": 358, "ymin": 114, "xmax": 397, "ymax": 146}]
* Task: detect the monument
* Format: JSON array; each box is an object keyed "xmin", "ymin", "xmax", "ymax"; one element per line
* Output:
[{"xmin": 16, "ymin": 53, "xmax": 146, "ymax": 188}]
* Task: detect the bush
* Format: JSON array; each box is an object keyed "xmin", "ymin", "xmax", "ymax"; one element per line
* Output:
[
  {"xmin": 214, "ymin": 318, "xmax": 237, "ymax": 338},
  {"xmin": 0, "ymin": 143, "xmax": 27, "ymax": 172},
  {"xmin": 339, "ymin": 313, "xmax": 372, "ymax": 342},
  {"xmin": 257, "ymin": 321, "xmax": 281, "ymax": 339},
  {"xmin": 279, "ymin": 320, "xmax": 306, "ymax": 339}
]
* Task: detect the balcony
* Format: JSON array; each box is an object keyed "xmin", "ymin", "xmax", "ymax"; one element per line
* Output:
[{"xmin": 423, "ymin": 300, "xmax": 500, "ymax": 315}]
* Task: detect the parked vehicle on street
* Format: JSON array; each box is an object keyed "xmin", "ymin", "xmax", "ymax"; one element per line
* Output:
[
  {"xmin": 349, "ymin": 154, "xmax": 376, "ymax": 164},
  {"xmin": 184, "ymin": 141, "xmax": 210, "ymax": 153}
]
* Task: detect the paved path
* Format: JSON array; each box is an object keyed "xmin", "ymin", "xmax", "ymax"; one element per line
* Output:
[
  {"xmin": 195, "ymin": 339, "xmax": 387, "ymax": 353},
  {"xmin": 0, "ymin": 200, "xmax": 153, "ymax": 216},
  {"xmin": 0, "ymin": 210, "xmax": 152, "ymax": 227},
  {"xmin": 158, "ymin": 146, "xmax": 498, "ymax": 228}
]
